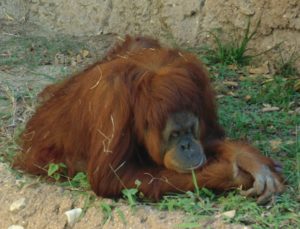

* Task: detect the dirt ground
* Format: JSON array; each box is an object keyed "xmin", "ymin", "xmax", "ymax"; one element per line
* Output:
[
  {"xmin": 0, "ymin": 22, "xmax": 252, "ymax": 229},
  {"xmin": 0, "ymin": 162, "xmax": 251, "ymax": 229},
  {"xmin": 0, "ymin": 162, "xmax": 183, "ymax": 229}
]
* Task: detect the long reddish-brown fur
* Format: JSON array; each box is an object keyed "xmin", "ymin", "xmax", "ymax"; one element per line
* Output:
[{"xmin": 13, "ymin": 36, "xmax": 284, "ymax": 202}]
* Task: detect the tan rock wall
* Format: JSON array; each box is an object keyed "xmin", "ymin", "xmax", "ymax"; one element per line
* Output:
[{"xmin": 1, "ymin": 0, "xmax": 299, "ymax": 66}]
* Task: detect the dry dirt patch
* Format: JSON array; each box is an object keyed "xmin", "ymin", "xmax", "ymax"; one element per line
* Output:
[{"xmin": 0, "ymin": 163, "xmax": 248, "ymax": 229}]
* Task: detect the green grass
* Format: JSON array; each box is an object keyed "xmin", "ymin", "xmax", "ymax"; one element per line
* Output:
[
  {"xmin": 0, "ymin": 35, "xmax": 88, "ymax": 67},
  {"xmin": 0, "ymin": 34, "xmax": 299, "ymax": 228},
  {"xmin": 201, "ymin": 18, "xmax": 261, "ymax": 66},
  {"xmin": 215, "ymin": 79, "xmax": 299, "ymax": 228},
  {"xmin": 275, "ymin": 50, "xmax": 299, "ymax": 77}
]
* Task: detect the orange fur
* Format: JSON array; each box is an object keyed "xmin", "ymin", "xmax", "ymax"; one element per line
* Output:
[{"xmin": 13, "ymin": 36, "xmax": 284, "ymax": 201}]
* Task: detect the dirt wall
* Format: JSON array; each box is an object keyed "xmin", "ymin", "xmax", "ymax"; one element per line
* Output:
[{"xmin": 1, "ymin": 0, "xmax": 299, "ymax": 65}]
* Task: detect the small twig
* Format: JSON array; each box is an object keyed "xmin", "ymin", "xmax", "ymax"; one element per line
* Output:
[
  {"xmin": 114, "ymin": 161, "xmax": 126, "ymax": 173},
  {"xmin": 144, "ymin": 172, "xmax": 186, "ymax": 193},
  {"xmin": 96, "ymin": 115, "xmax": 115, "ymax": 154},
  {"xmin": 117, "ymin": 36, "xmax": 125, "ymax": 42},
  {"xmin": 178, "ymin": 52, "xmax": 187, "ymax": 61},
  {"xmin": 116, "ymin": 54, "xmax": 128, "ymax": 59},
  {"xmin": 109, "ymin": 163, "xmax": 127, "ymax": 189},
  {"xmin": 2, "ymin": 32, "xmax": 19, "ymax": 37},
  {"xmin": 22, "ymin": 131, "xmax": 35, "ymax": 141},
  {"xmin": 90, "ymin": 65, "xmax": 103, "ymax": 89}
]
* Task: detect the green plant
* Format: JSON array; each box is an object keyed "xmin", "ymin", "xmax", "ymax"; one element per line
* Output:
[
  {"xmin": 158, "ymin": 173, "xmax": 216, "ymax": 221},
  {"xmin": 47, "ymin": 162, "xmax": 91, "ymax": 191},
  {"xmin": 99, "ymin": 201, "xmax": 127, "ymax": 225},
  {"xmin": 204, "ymin": 18, "xmax": 261, "ymax": 66},
  {"xmin": 63, "ymin": 172, "xmax": 90, "ymax": 190},
  {"xmin": 122, "ymin": 180, "xmax": 141, "ymax": 207},
  {"xmin": 47, "ymin": 162, "xmax": 67, "ymax": 181},
  {"xmin": 100, "ymin": 202, "xmax": 113, "ymax": 224},
  {"xmin": 275, "ymin": 50, "xmax": 299, "ymax": 77}
]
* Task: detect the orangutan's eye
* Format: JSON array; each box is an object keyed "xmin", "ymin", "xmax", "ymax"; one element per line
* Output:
[{"xmin": 170, "ymin": 131, "xmax": 180, "ymax": 139}]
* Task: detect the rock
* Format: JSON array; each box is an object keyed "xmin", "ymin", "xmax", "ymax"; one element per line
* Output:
[
  {"xmin": 65, "ymin": 208, "xmax": 82, "ymax": 226},
  {"xmin": 224, "ymin": 81, "xmax": 239, "ymax": 87},
  {"xmin": 244, "ymin": 95, "xmax": 252, "ymax": 101},
  {"xmin": 8, "ymin": 225, "xmax": 24, "ymax": 229},
  {"xmin": 262, "ymin": 105, "xmax": 280, "ymax": 112},
  {"xmin": 248, "ymin": 61, "xmax": 270, "ymax": 75},
  {"xmin": 216, "ymin": 210, "xmax": 236, "ymax": 219},
  {"xmin": 9, "ymin": 198, "xmax": 26, "ymax": 212}
]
